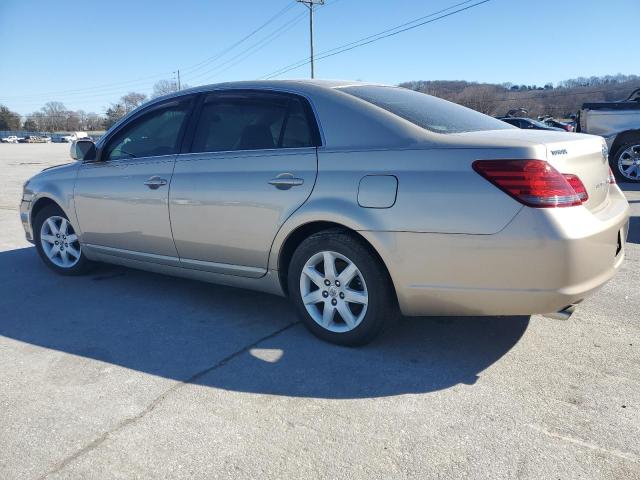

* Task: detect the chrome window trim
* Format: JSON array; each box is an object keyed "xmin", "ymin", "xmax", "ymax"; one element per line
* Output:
[{"xmin": 174, "ymin": 146, "xmax": 317, "ymax": 161}]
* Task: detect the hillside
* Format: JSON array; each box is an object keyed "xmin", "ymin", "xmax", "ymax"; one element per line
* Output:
[{"xmin": 399, "ymin": 74, "xmax": 640, "ymax": 118}]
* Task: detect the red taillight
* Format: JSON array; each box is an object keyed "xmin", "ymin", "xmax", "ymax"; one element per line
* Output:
[
  {"xmin": 608, "ymin": 167, "xmax": 616, "ymax": 184},
  {"xmin": 562, "ymin": 174, "xmax": 588, "ymax": 202},
  {"xmin": 472, "ymin": 159, "xmax": 584, "ymax": 208}
]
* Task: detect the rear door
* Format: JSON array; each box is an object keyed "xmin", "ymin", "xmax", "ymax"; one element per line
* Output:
[{"xmin": 169, "ymin": 90, "xmax": 320, "ymax": 277}]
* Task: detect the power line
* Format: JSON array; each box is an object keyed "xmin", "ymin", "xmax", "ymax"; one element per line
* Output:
[
  {"xmin": 296, "ymin": 0, "xmax": 325, "ymax": 78},
  {"xmin": 262, "ymin": 0, "xmax": 478, "ymax": 79},
  {"xmin": 179, "ymin": 1, "xmax": 297, "ymax": 76},
  {"xmin": 0, "ymin": 74, "xmax": 172, "ymax": 102},
  {"xmin": 184, "ymin": 10, "xmax": 308, "ymax": 84},
  {"xmin": 185, "ymin": 0, "xmax": 341, "ymax": 85},
  {"xmin": 0, "ymin": 2, "xmax": 298, "ymax": 103},
  {"xmin": 262, "ymin": 0, "xmax": 490, "ymax": 79}
]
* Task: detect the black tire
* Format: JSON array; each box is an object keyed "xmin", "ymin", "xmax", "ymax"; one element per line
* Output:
[
  {"xmin": 611, "ymin": 139, "xmax": 640, "ymax": 183},
  {"xmin": 33, "ymin": 204, "xmax": 93, "ymax": 275},
  {"xmin": 288, "ymin": 229, "xmax": 398, "ymax": 346}
]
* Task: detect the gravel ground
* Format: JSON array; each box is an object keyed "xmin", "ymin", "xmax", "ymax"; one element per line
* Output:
[{"xmin": 0, "ymin": 143, "xmax": 639, "ymax": 479}]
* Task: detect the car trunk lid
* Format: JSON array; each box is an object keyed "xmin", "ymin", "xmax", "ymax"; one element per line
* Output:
[
  {"xmin": 444, "ymin": 130, "xmax": 611, "ymax": 211},
  {"xmin": 543, "ymin": 135, "xmax": 610, "ymax": 211}
]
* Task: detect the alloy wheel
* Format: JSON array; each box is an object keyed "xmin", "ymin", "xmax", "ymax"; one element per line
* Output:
[
  {"xmin": 618, "ymin": 144, "xmax": 640, "ymax": 180},
  {"xmin": 40, "ymin": 216, "xmax": 81, "ymax": 268},
  {"xmin": 299, "ymin": 250, "xmax": 369, "ymax": 333}
]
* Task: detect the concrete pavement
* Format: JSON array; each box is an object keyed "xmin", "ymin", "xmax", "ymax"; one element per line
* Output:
[{"xmin": 1, "ymin": 144, "xmax": 639, "ymax": 479}]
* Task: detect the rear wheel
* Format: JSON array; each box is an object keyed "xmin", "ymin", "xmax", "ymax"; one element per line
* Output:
[
  {"xmin": 612, "ymin": 139, "xmax": 640, "ymax": 182},
  {"xmin": 33, "ymin": 205, "xmax": 93, "ymax": 275},
  {"xmin": 288, "ymin": 230, "xmax": 397, "ymax": 346}
]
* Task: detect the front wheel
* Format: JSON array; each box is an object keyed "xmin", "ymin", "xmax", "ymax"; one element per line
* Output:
[
  {"xmin": 33, "ymin": 204, "xmax": 93, "ymax": 275},
  {"xmin": 612, "ymin": 140, "xmax": 640, "ymax": 182},
  {"xmin": 288, "ymin": 230, "xmax": 397, "ymax": 346}
]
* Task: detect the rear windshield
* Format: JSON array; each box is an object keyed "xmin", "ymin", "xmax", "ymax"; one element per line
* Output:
[{"xmin": 339, "ymin": 85, "xmax": 514, "ymax": 134}]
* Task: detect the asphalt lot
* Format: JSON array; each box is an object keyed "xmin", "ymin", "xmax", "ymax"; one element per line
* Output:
[{"xmin": 0, "ymin": 143, "xmax": 639, "ymax": 479}]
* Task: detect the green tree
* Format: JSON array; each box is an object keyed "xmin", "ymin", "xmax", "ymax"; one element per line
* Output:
[
  {"xmin": 104, "ymin": 103, "xmax": 126, "ymax": 129},
  {"xmin": 23, "ymin": 119, "xmax": 38, "ymax": 131},
  {"xmin": 0, "ymin": 105, "xmax": 21, "ymax": 130}
]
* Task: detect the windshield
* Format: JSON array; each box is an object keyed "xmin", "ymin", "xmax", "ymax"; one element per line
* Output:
[{"xmin": 339, "ymin": 85, "xmax": 514, "ymax": 134}]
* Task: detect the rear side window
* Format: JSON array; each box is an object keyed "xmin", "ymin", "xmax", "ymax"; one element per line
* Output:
[
  {"xmin": 339, "ymin": 85, "xmax": 514, "ymax": 134},
  {"xmin": 191, "ymin": 92, "xmax": 317, "ymax": 153},
  {"xmin": 105, "ymin": 102, "xmax": 190, "ymax": 160}
]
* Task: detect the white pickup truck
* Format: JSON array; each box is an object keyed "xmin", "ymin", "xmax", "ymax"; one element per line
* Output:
[
  {"xmin": 1, "ymin": 135, "xmax": 22, "ymax": 144},
  {"xmin": 60, "ymin": 131, "xmax": 89, "ymax": 143},
  {"xmin": 578, "ymin": 88, "xmax": 640, "ymax": 182}
]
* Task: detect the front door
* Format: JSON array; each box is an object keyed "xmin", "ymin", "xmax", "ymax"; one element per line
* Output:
[
  {"xmin": 169, "ymin": 91, "xmax": 320, "ymax": 277},
  {"xmin": 74, "ymin": 98, "xmax": 193, "ymax": 263}
]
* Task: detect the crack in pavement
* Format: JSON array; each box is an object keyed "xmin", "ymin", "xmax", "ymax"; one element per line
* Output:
[
  {"xmin": 36, "ymin": 320, "xmax": 300, "ymax": 480},
  {"xmin": 527, "ymin": 424, "xmax": 640, "ymax": 464}
]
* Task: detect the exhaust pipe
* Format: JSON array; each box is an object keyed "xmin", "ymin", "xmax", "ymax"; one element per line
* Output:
[{"xmin": 543, "ymin": 304, "xmax": 576, "ymax": 321}]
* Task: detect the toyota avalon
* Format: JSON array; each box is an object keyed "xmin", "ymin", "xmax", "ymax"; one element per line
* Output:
[{"xmin": 20, "ymin": 80, "xmax": 630, "ymax": 345}]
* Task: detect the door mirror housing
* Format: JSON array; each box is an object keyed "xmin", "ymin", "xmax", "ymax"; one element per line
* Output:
[{"xmin": 70, "ymin": 139, "xmax": 96, "ymax": 161}]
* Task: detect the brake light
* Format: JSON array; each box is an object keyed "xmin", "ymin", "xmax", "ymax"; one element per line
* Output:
[
  {"xmin": 608, "ymin": 167, "xmax": 616, "ymax": 184},
  {"xmin": 472, "ymin": 159, "xmax": 584, "ymax": 208},
  {"xmin": 562, "ymin": 174, "xmax": 588, "ymax": 202}
]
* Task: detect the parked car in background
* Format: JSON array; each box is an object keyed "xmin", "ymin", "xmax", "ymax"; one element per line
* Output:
[
  {"xmin": 578, "ymin": 88, "xmax": 640, "ymax": 182},
  {"xmin": 20, "ymin": 80, "xmax": 629, "ymax": 345},
  {"xmin": 498, "ymin": 117, "xmax": 564, "ymax": 131},
  {"xmin": 19, "ymin": 135, "xmax": 47, "ymax": 143},
  {"xmin": 543, "ymin": 118, "xmax": 575, "ymax": 132},
  {"xmin": 1, "ymin": 135, "xmax": 21, "ymax": 143},
  {"xmin": 40, "ymin": 135, "xmax": 52, "ymax": 143}
]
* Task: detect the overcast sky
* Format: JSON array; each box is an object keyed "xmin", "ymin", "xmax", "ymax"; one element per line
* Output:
[{"xmin": 0, "ymin": 0, "xmax": 637, "ymax": 115}]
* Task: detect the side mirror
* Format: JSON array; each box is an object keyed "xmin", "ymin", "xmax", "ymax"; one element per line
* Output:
[{"xmin": 70, "ymin": 139, "xmax": 96, "ymax": 161}]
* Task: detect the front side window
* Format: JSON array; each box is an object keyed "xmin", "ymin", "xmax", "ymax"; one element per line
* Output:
[
  {"xmin": 191, "ymin": 92, "xmax": 316, "ymax": 153},
  {"xmin": 339, "ymin": 85, "xmax": 514, "ymax": 134},
  {"xmin": 105, "ymin": 101, "xmax": 190, "ymax": 161}
]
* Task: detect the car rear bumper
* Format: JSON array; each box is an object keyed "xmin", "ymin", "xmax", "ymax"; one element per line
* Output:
[{"xmin": 361, "ymin": 185, "xmax": 630, "ymax": 317}]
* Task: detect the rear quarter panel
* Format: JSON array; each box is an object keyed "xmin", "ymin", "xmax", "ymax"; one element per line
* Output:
[
  {"xmin": 298, "ymin": 147, "xmax": 523, "ymax": 233},
  {"xmin": 268, "ymin": 146, "xmax": 526, "ymax": 270}
]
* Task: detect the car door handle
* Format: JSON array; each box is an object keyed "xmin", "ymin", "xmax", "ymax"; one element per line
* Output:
[
  {"xmin": 268, "ymin": 176, "xmax": 304, "ymax": 190},
  {"xmin": 144, "ymin": 176, "xmax": 168, "ymax": 189}
]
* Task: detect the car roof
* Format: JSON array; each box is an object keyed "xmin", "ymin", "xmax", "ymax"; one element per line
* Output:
[
  {"xmin": 155, "ymin": 79, "xmax": 384, "ymax": 100},
  {"xmin": 105, "ymin": 79, "xmax": 435, "ymax": 150}
]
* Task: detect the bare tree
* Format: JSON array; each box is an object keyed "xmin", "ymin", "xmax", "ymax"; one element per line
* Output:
[
  {"xmin": 151, "ymin": 79, "xmax": 178, "ymax": 99},
  {"xmin": 121, "ymin": 92, "xmax": 147, "ymax": 113},
  {"xmin": 40, "ymin": 101, "xmax": 67, "ymax": 131},
  {"xmin": 27, "ymin": 112, "xmax": 47, "ymax": 131},
  {"xmin": 455, "ymin": 85, "xmax": 502, "ymax": 115},
  {"xmin": 85, "ymin": 112, "xmax": 103, "ymax": 131},
  {"xmin": 401, "ymin": 75, "xmax": 640, "ymax": 119},
  {"xmin": 64, "ymin": 111, "xmax": 81, "ymax": 131}
]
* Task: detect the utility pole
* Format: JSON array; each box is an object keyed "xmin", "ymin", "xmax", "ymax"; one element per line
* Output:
[
  {"xmin": 296, "ymin": 0, "xmax": 324, "ymax": 79},
  {"xmin": 173, "ymin": 69, "xmax": 181, "ymax": 91}
]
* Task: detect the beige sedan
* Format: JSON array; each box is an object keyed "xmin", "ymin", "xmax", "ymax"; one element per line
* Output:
[{"xmin": 20, "ymin": 80, "xmax": 630, "ymax": 345}]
